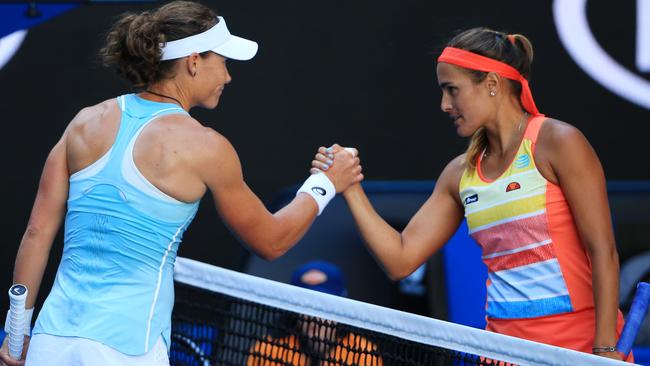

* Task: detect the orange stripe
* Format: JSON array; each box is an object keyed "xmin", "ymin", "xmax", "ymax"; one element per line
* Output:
[{"xmin": 484, "ymin": 243, "xmax": 556, "ymax": 272}]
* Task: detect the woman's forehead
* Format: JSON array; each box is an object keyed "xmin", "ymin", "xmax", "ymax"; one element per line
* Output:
[{"xmin": 436, "ymin": 63, "xmax": 471, "ymax": 83}]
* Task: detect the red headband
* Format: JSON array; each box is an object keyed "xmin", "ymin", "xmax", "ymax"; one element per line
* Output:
[{"xmin": 437, "ymin": 47, "xmax": 540, "ymax": 116}]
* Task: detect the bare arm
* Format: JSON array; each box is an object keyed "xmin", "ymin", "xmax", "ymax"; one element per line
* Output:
[
  {"xmin": 13, "ymin": 136, "xmax": 69, "ymax": 310},
  {"xmin": 199, "ymin": 132, "xmax": 362, "ymax": 260},
  {"xmin": 538, "ymin": 120, "xmax": 621, "ymax": 359},
  {"xmin": 0, "ymin": 134, "xmax": 69, "ymax": 365},
  {"xmin": 342, "ymin": 156, "xmax": 465, "ymax": 280}
]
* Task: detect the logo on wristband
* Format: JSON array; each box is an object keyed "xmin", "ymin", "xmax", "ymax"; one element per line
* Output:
[{"xmin": 311, "ymin": 187, "xmax": 326, "ymax": 196}]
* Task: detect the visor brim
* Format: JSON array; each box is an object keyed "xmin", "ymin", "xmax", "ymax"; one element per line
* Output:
[{"xmin": 212, "ymin": 35, "xmax": 258, "ymax": 61}]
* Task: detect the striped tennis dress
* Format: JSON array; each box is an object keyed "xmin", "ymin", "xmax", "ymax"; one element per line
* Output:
[{"xmin": 458, "ymin": 116, "xmax": 628, "ymax": 355}]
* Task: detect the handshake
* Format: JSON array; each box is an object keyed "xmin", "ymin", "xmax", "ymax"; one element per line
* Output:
[{"xmin": 297, "ymin": 144, "xmax": 363, "ymax": 215}]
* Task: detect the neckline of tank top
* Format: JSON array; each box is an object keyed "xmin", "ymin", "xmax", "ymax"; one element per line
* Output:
[
  {"xmin": 129, "ymin": 93, "xmax": 187, "ymax": 110},
  {"xmin": 476, "ymin": 113, "xmax": 537, "ymax": 184}
]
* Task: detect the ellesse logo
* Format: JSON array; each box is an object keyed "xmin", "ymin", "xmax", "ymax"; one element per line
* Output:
[
  {"xmin": 506, "ymin": 182, "xmax": 521, "ymax": 192},
  {"xmin": 311, "ymin": 187, "xmax": 326, "ymax": 196},
  {"xmin": 554, "ymin": 0, "xmax": 650, "ymax": 110}
]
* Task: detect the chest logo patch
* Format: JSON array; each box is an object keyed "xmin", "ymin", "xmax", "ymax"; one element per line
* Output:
[
  {"xmin": 464, "ymin": 194, "xmax": 479, "ymax": 205},
  {"xmin": 506, "ymin": 182, "xmax": 521, "ymax": 192}
]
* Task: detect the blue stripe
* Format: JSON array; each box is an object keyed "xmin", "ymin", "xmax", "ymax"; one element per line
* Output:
[{"xmin": 487, "ymin": 295, "xmax": 573, "ymax": 319}]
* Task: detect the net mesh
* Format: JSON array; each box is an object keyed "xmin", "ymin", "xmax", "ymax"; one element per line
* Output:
[{"xmin": 170, "ymin": 257, "xmax": 633, "ymax": 366}]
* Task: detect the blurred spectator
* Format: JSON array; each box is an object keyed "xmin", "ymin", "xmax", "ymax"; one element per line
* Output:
[{"xmin": 247, "ymin": 261, "xmax": 383, "ymax": 365}]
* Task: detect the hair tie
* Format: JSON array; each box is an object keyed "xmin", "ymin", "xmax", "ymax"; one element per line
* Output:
[{"xmin": 506, "ymin": 34, "xmax": 516, "ymax": 45}]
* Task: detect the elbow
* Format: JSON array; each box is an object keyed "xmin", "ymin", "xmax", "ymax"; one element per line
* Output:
[
  {"xmin": 586, "ymin": 240, "xmax": 619, "ymax": 260},
  {"xmin": 251, "ymin": 238, "xmax": 291, "ymax": 261},
  {"xmin": 24, "ymin": 225, "xmax": 43, "ymax": 240},
  {"xmin": 383, "ymin": 255, "xmax": 423, "ymax": 281},
  {"xmin": 257, "ymin": 248, "xmax": 285, "ymax": 261},
  {"xmin": 385, "ymin": 263, "xmax": 413, "ymax": 282},
  {"xmin": 22, "ymin": 224, "xmax": 51, "ymax": 246},
  {"xmin": 386, "ymin": 271, "xmax": 405, "ymax": 282}
]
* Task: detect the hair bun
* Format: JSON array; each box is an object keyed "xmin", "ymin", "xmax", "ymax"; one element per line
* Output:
[{"xmin": 100, "ymin": 1, "xmax": 217, "ymax": 88}]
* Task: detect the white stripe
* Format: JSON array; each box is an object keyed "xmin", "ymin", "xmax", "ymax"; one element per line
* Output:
[
  {"xmin": 505, "ymin": 272, "xmax": 565, "ymax": 286},
  {"xmin": 144, "ymin": 216, "xmax": 193, "ymax": 353},
  {"xmin": 482, "ymin": 239, "xmax": 553, "ymax": 259},
  {"xmin": 151, "ymin": 107, "xmax": 184, "ymax": 116},
  {"xmin": 468, "ymin": 209, "xmax": 546, "ymax": 234},
  {"xmin": 465, "ymin": 190, "xmax": 545, "ymax": 215},
  {"xmin": 174, "ymin": 257, "xmax": 629, "ymax": 366},
  {"xmin": 460, "ymin": 169, "xmax": 540, "ymax": 197},
  {"xmin": 489, "ymin": 259, "xmax": 562, "ymax": 286},
  {"xmin": 488, "ymin": 290, "xmax": 570, "ymax": 303},
  {"xmin": 120, "ymin": 95, "xmax": 126, "ymax": 111}
]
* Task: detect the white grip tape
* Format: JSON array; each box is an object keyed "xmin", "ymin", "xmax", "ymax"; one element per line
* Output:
[
  {"xmin": 297, "ymin": 172, "xmax": 335, "ymax": 215},
  {"xmin": 6, "ymin": 284, "xmax": 29, "ymax": 360}
]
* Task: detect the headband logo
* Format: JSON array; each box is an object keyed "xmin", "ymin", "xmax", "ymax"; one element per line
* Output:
[{"xmin": 554, "ymin": 0, "xmax": 650, "ymax": 110}]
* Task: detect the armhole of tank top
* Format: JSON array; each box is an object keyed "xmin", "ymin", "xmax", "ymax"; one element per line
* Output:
[
  {"xmin": 69, "ymin": 96, "xmax": 127, "ymax": 182},
  {"xmin": 524, "ymin": 115, "xmax": 547, "ymax": 157},
  {"xmin": 525, "ymin": 116, "xmax": 560, "ymax": 190},
  {"xmin": 69, "ymin": 147, "xmax": 114, "ymax": 182},
  {"xmin": 121, "ymin": 110, "xmax": 195, "ymax": 205}
]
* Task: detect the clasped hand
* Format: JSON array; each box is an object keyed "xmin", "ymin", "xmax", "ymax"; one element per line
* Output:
[{"xmin": 310, "ymin": 144, "xmax": 363, "ymax": 193}]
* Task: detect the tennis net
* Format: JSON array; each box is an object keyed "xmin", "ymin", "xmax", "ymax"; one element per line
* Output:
[{"xmin": 171, "ymin": 257, "xmax": 634, "ymax": 366}]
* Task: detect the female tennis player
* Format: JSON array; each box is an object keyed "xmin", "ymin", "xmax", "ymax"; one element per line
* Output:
[
  {"xmin": 0, "ymin": 1, "xmax": 361, "ymax": 365},
  {"xmin": 314, "ymin": 28, "xmax": 632, "ymax": 361}
]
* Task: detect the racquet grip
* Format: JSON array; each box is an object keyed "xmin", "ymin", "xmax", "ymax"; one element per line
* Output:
[
  {"xmin": 7, "ymin": 284, "xmax": 28, "ymax": 360},
  {"xmin": 617, "ymin": 282, "xmax": 650, "ymax": 356}
]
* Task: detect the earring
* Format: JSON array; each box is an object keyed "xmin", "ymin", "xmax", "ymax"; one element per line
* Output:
[{"xmin": 489, "ymin": 91, "xmax": 496, "ymax": 96}]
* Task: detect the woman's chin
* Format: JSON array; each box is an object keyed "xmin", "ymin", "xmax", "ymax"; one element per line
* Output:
[
  {"xmin": 201, "ymin": 98, "xmax": 220, "ymax": 110},
  {"xmin": 456, "ymin": 127, "xmax": 473, "ymax": 137}
]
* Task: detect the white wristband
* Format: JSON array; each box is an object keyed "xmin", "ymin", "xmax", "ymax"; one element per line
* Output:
[
  {"xmin": 5, "ymin": 308, "xmax": 33, "ymax": 336},
  {"xmin": 297, "ymin": 172, "xmax": 336, "ymax": 215}
]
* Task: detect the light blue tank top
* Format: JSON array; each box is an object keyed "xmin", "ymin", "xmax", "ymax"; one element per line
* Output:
[{"xmin": 34, "ymin": 94, "xmax": 200, "ymax": 355}]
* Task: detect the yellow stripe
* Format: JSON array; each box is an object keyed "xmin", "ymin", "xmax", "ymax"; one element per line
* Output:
[
  {"xmin": 459, "ymin": 140, "xmax": 537, "ymax": 190},
  {"xmin": 467, "ymin": 193, "xmax": 546, "ymax": 229}
]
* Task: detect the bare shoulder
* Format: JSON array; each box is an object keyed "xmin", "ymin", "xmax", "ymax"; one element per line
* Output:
[
  {"xmin": 69, "ymin": 99, "xmax": 118, "ymax": 127},
  {"xmin": 172, "ymin": 120, "xmax": 241, "ymax": 179},
  {"xmin": 440, "ymin": 154, "xmax": 467, "ymax": 182},
  {"xmin": 437, "ymin": 153, "xmax": 467, "ymax": 197},
  {"xmin": 65, "ymin": 98, "xmax": 122, "ymax": 145},
  {"xmin": 177, "ymin": 119, "xmax": 238, "ymax": 161},
  {"xmin": 537, "ymin": 118, "xmax": 590, "ymax": 149},
  {"xmin": 535, "ymin": 118, "xmax": 599, "ymax": 183}
]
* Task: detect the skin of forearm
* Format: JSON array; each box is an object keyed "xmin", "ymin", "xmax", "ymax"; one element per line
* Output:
[
  {"xmin": 590, "ymin": 246, "xmax": 620, "ymax": 347},
  {"xmin": 343, "ymin": 185, "xmax": 406, "ymax": 280},
  {"xmin": 249, "ymin": 195, "xmax": 318, "ymax": 260},
  {"xmin": 12, "ymin": 227, "xmax": 54, "ymax": 309}
]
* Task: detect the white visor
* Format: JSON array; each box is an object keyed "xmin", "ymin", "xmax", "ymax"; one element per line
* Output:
[{"xmin": 160, "ymin": 16, "xmax": 258, "ymax": 61}]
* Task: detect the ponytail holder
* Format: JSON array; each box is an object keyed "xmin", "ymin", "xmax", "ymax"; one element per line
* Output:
[{"xmin": 506, "ymin": 34, "xmax": 516, "ymax": 45}]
